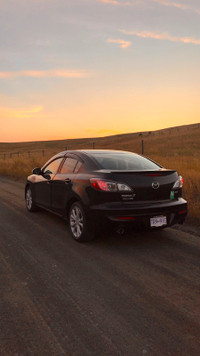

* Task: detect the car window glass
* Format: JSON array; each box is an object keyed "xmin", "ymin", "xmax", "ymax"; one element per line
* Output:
[
  {"xmin": 43, "ymin": 158, "xmax": 63, "ymax": 175},
  {"xmin": 90, "ymin": 153, "xmax": 161, "ymax": 171},
  {"xmin": 74, "ymin": 161, "xmax": 82, "ymax": 174},
  {"xmin": 60, "ymin": 157, "xmax": 78, "ymax": 174}
]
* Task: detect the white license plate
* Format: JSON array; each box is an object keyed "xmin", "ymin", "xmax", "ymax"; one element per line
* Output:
[{"xmin": 150, "ymin": 216, "xmax": 167, "ymax": 227}]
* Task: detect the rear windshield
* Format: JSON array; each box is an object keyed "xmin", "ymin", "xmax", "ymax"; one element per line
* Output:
[{"xmin": 90, "ymin": 152, "xmax": 161, "ymax": 171}]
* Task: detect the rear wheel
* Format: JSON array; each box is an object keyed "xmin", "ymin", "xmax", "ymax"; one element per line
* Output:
[
  {"xmin": 69, "ymin": 202, "xmax": 95, "ymax": 242},
  {"xmin": 25, "ymin": 186, "xmax": 38, "ymax": 212}
]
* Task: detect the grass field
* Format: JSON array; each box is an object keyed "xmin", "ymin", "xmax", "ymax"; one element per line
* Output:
[{"xmin": 0, "ymin": 123, "xmax": 200, "ymax": 225}]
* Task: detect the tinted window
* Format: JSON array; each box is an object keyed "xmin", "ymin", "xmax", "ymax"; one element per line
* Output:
[
  {"xmin": 43, "ymin": 158, "xmax": 63, "ymax": 175},
  {"xmin": 90, "ymin": 152, "xmax": 161, "ymax": 171},
  {"xmin": 74, "ymin": 161, "xmax": 82, "ymax": 174},
  {"xmin": 60, "ymin": 157, "xmax": 78, "ymax": 174}
]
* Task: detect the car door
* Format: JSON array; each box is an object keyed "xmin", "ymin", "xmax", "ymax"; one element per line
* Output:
[
  {"xmin": 34, "ymin": 157, "xmax": 64, "ymax": 208},
  {"xmin": 51, "ymin": 156, "xmax": 82, "ymax": 215}
]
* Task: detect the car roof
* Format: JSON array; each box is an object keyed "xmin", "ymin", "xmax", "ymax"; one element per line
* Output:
[
  {"xmin": 50, "ymin": 149, "xmax": 136, "ymax": 158},
  {"xmin": 78, "ymin": 150, "xmax": 134, "ymax": 155},
  {"xmin": 42, "ymin": 149, "xmax": 138, "ymax": 168},
  {"xmin": 57, "ymin": 149, "xmax": 136, "ymax": 156},
  {"xmin": 49, "ymin": 149, "xmax": 141, "ymax": 162}
]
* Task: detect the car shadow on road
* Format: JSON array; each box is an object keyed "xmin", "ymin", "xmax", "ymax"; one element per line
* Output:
[
  {"xmin": 30, "ymin": 208, "xmax": 179, "ymax": 253},
  {"xmin": 90, "ymin": 225, "xmax": 176, "ymax": 249}
]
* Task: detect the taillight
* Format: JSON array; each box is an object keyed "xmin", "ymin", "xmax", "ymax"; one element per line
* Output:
[
  {"xmin": 173, "ymin": 175, "xmax": 183, "ymax": 189},
  {"xmin": 90, "ymin": 178, "xmax": 132, "ymax": 192},
  {"xmin": 178, "ymin": 210, "xmax": 187, "ymax": 215}
]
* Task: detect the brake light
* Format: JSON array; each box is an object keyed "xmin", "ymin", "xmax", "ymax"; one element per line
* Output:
[
  {"xmin": 117, "ymin": 217, "xmax": 135, "ymax": 220},
  {"xmin": 90, "ymin": 178, "xmax": 132, "ymax": 192},
  {"xmin": 173, "ymin": 175, "xmax": 183, "ymax": 189}
]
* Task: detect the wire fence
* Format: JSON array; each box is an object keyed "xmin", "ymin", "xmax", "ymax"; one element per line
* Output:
[
  {"xmin": 0, "ymin": 140, "xmax": 145, "ymax": 160},
  {"xmin": 0, "ymin": 150, "xmax": 47, "ymax": 160}
]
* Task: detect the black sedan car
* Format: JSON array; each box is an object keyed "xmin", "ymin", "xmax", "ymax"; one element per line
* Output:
[{"xmin": 25, "ymin": 150, "xmax": 187, "ymax": 242}]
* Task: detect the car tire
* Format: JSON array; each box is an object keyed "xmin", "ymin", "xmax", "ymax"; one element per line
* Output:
[
  {"xmin": 69, "ymin": 202, "xmax": 95, "ymax": 242},
  {"xmin": 25, "ymin": 186, "xmax": 38, "ymax": 212}
]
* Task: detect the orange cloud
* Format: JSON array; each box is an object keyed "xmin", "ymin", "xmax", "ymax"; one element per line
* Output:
[
  {"xmin": 99, "ymin": 0, "xmax": 193, "ymax": 11},
  {"xmin": 107, "ymin": 38, "xmax": 131, "ymax": 48},
  {"xmin": 98, "ymin": 0, "xmax": 131, "ymax": 5},
  {"xmin": 152, "ymin": 0, "xmax": 188, "ymax": 10},
  {"xmin": 152, "ymin": 0, "xmax": 200, "ymax": 14},
  {"xmin": 0, "ymin": 106, "xmax": 43, "ymax": 119},
  {"xmin": 121, "ymin": 30, "xmax": 200, "ymax": 45},
  {"xmin": 0, "ymin": 70, "xmax": 90, "ymax": 79}
]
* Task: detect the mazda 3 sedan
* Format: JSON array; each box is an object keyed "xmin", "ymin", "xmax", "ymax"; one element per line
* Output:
[{"xmin": 25, "ymin": 150, "xmax": 187, "ymax": 242}]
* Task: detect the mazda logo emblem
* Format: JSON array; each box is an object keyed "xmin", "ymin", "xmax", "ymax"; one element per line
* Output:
[{"xmin": 152, "ymin": 181, "xmax": 159, "ymax": 189}]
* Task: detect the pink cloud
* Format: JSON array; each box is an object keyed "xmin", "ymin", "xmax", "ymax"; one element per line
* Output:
[
  {"xmin": 107, "ymin": 38, "xmax": 131, "ymax": 48},
  {"xmin": 98, "ymin": 0, "xmax": 131, "ymax": 6},
  {"xmin": 0, "ymin": 70, "xmax": 90, "ymax": 79},
  {"xmin": 152, "ymin": 0, "xmax": 188, "ymax": 10},
  {"xmin": 121, "ymin": 30, "xmax": 200, "ymax": 45}
]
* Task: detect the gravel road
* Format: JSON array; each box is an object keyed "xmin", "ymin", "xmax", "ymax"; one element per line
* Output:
[{"xmin": 0, "ymin": 177, "xmax": 200, "ymax": 356}]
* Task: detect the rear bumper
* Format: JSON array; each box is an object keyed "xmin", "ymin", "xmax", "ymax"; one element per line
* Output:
[{"xmin": 89, "ymin": 198, "xmax": 187, "ymax": 228}]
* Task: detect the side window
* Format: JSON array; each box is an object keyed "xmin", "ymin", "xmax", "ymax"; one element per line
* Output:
[
  {"xmin": 60, "ymin": 157, "xmax": 78, "ymax": 174},
  {"xmin": 74, "ymin": 161, "xmax": 82, "ymax": 174},
  {"xmin": 43, "ymin": 158, "xmax": 63, "ymax": 175}
]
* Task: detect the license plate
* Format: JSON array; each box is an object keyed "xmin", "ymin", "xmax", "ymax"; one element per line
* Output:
[{"xmin": 150, "ymin": 216, "xmax": 167, "ymax": 227}]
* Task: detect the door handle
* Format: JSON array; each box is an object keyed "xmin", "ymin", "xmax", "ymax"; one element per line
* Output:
[{"xmin": 65, "ymin": 178, "xmax": 71, "ymax": 184}]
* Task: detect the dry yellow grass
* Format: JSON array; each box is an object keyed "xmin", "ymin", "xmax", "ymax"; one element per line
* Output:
[
  {"xmin": 0, "ymin": 123, "xmax": 200, "ymax": 225},
  {"xmin": 150, "ymin": 155, "xmax": 200, "ymax": 225},
  {"xmin": 0, "ymin": 156, "xmax": 46, "ymax": 179}
]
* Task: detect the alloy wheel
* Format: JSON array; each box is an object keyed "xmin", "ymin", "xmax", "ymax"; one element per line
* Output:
[
  {"xmin": 70, "ymin": 205, "xmax": 84, "ymax": 239},
  {"xmin": 26, "ymin": 188, "xmax": 32, "ymax": 210}
]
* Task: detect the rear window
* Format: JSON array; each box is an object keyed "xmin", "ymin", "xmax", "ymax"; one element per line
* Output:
[{"xmin": 90, "ymin": 152, "xmax": 161, "ymax": 171}]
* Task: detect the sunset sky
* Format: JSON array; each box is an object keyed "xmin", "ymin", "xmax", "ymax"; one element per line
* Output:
[{"xmin": 0, "ymin": 0, "xmax": 200, "ymax": 142}]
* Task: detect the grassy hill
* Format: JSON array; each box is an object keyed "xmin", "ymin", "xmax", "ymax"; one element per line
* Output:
[
  {"xmin": 0, "ymin": 123, "xmax": 200, "ymax": 157},
  {"xmin": 0, "ymin": 123, "xmax": 200, "ymax": 225}
]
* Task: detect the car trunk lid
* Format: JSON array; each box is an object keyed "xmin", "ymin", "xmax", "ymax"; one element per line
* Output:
[{"xmin": 110, "ymin": 169, "xmax": 178, "ymax": 201}]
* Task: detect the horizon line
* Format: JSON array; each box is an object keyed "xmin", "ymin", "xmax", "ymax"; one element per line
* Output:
[{"xmin": 0, "ymin": 122, "xmax": 199, "ymax": 144}]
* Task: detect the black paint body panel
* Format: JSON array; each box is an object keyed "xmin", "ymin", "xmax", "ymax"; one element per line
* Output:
[{"xmin": 25, "ymin": 150, "xmax": 187, "ymax": 229}]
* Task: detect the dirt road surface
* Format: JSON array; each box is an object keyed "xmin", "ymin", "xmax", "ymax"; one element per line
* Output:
[{"xmin": 0, "ymin": 177, "xmax": 200, "ymax": 356}]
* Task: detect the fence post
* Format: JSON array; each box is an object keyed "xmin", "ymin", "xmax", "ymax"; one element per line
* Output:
[
  {"xmin": 142, "ymin": 140, "xmax": 144, "ymax": 155},
  {"xmin": 92, "ymin": 142, "xmax": 95, "ymax": 149}
]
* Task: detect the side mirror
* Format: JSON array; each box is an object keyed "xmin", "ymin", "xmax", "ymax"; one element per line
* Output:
[{"xmin": 32, "ymin": 167, "xmax": 42, "ymax": 175}]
